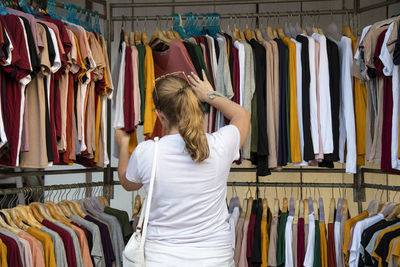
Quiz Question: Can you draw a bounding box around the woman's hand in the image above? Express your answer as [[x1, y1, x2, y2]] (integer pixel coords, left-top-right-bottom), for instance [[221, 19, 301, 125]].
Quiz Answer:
[[187, 70, 213, 102], [115, 129, 130, 148]]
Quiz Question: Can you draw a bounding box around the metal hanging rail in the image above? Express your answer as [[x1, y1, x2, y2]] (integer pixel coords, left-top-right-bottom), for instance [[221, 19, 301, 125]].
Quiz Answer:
[[226, 181, 354, 188], [110, 9, 354, 22], [0, 181, 106, 195], [110, 0, 335, 8]]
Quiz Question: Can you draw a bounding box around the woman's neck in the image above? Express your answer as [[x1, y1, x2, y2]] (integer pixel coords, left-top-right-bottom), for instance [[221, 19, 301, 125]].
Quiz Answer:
[[165, 127, 179, 135]]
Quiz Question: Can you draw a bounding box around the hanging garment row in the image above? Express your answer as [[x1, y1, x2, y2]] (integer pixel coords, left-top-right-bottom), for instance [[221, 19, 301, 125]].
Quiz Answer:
[[227, 186, 400, 267], [0, 193, 132, 267], [353, 16, 400, 174], [0, 1, 113, 169], [112, 14, 362, 176]]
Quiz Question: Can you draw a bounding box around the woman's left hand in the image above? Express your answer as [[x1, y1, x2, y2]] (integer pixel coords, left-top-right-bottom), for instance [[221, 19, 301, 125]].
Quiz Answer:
[[115, 129, 130, 148]]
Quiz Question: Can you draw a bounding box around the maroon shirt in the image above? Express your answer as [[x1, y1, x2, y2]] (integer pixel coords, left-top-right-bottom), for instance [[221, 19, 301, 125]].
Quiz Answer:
[[327, 223, 337, 267], [297, 218, 305, 267], [42, 219, 77, 267], [0, 15, 31, 166], [150, 41, 197, 139], [247, 204, 257, 267], [376, 29, 400, 174], [0, 232, 23, 267], [124, 46, 135, 133]]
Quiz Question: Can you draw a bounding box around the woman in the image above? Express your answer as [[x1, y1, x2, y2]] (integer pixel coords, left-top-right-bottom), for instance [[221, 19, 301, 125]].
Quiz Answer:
[[115, 70, 250, 266]]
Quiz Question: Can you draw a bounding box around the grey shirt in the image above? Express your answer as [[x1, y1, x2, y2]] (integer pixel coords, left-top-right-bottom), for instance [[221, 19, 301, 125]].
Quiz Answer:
[[41, 226, 68, 267], [54, 221, 84, 267], [70, 214, 106, 267], [97, 212, 125, 267], [0, 228, 26, 267]]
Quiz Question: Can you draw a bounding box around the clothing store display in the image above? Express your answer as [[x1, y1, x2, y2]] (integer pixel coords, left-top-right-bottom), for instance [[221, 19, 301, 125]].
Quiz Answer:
[[0, 4, 113, 168]]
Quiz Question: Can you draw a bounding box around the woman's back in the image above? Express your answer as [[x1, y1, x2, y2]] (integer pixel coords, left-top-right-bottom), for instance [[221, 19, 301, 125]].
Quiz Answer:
[[126, 125, 240, 246]]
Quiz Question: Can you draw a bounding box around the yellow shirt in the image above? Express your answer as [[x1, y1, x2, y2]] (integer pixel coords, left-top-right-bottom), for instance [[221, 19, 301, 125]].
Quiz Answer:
[[282, 37, 301, 163], [343, 210, 369, 265], [142, 45, 156, 138], [27, 227, 57, 267], [320, 221, 328, 267], [0, 237, 8, 267], [372, 224, 400, 267], [94, 95, 102, 163], [261, 217, 269, 267], [129, 129, 138, 154]]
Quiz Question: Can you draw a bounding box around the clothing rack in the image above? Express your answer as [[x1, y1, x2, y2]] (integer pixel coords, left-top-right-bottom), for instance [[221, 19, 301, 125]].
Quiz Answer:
[[2, 0, 399, 210]]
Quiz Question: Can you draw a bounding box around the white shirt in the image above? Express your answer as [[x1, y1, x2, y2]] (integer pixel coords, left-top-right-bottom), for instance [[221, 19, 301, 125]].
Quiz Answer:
[[285, 215, 294, 267], [127, 125, 241, 246], [306, 35, 319, 156], [349, 213, 384, 267], [312, 33, 333, 154], [336, 36, 357, 174], [112, 42, 126, 158], [229, 207, 240, 249], [304, 213, 315, 267], [48, 28, 61, 74], [292, 38, 308, 166], [334, 221, 341, 267]]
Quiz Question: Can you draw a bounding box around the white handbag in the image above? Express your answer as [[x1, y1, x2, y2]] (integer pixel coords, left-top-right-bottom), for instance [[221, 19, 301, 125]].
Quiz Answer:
[[123, 137, 160, 267]]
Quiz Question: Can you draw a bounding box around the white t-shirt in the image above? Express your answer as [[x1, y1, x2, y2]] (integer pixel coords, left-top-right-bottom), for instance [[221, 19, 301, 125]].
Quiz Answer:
[[126, 125, 241, 246]]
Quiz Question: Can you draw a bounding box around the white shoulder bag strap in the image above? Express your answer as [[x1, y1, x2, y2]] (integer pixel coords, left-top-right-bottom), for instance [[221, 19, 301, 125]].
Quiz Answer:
[[136, 136, 159, 250]]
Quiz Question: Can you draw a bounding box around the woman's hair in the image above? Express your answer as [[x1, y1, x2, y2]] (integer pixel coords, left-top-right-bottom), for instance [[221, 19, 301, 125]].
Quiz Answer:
[[153, 75, 209, 162]]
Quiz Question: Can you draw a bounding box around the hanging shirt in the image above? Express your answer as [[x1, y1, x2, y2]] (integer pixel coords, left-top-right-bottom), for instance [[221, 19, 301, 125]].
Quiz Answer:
[[349, 213, 384, 267], [268, 214, 279, 267], [285, 215, 295, 267], [304, 212, 316, 267], [241, 41, 256, 160], [292, 38, 307, 166], [282, 37, 301, 163], [336, 36, 357, 174], [305, 35, 318, 162], [296, 35, 314, 161], [277, 211, 289, 266]]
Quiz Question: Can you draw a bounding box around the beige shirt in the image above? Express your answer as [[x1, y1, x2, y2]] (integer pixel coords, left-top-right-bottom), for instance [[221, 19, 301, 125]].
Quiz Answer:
[[262, 40, 278, 168], [20, 23, 51, 168]]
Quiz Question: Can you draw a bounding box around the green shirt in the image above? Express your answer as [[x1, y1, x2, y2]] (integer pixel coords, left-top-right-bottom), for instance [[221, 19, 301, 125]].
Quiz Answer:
[[277, 212, 288, 266], [314, 220, 322, 267], [104, 206, 133, 245]]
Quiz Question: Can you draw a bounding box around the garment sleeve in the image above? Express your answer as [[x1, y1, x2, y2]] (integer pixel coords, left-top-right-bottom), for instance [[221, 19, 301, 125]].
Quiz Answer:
[[212, 124, 241, 164], [125, 142, 151, 184]]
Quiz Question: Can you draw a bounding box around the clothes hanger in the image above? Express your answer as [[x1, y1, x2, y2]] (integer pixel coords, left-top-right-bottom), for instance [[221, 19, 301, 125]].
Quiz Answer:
[[328, 186, 336, 223], [273, 186, 280, 217], [15, 205, 43, 228], [255, 16, 265, 42], [128, 32, 135, 46], [304, 197, 309, 224], [0, 210, 19, 230], [282, 187, 288, 213], [299, 198, 304, 220], [0, 212, 19, 234], [262, 186, 268, 219], [245, 186, 253, 221], [318, 189, 325, 222], [289, 197, 295, 216], [244, 15, 255, 41]]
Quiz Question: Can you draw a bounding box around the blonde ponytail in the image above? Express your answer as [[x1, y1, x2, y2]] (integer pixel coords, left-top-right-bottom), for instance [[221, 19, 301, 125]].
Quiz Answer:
[[153, 75, 209, 162]]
